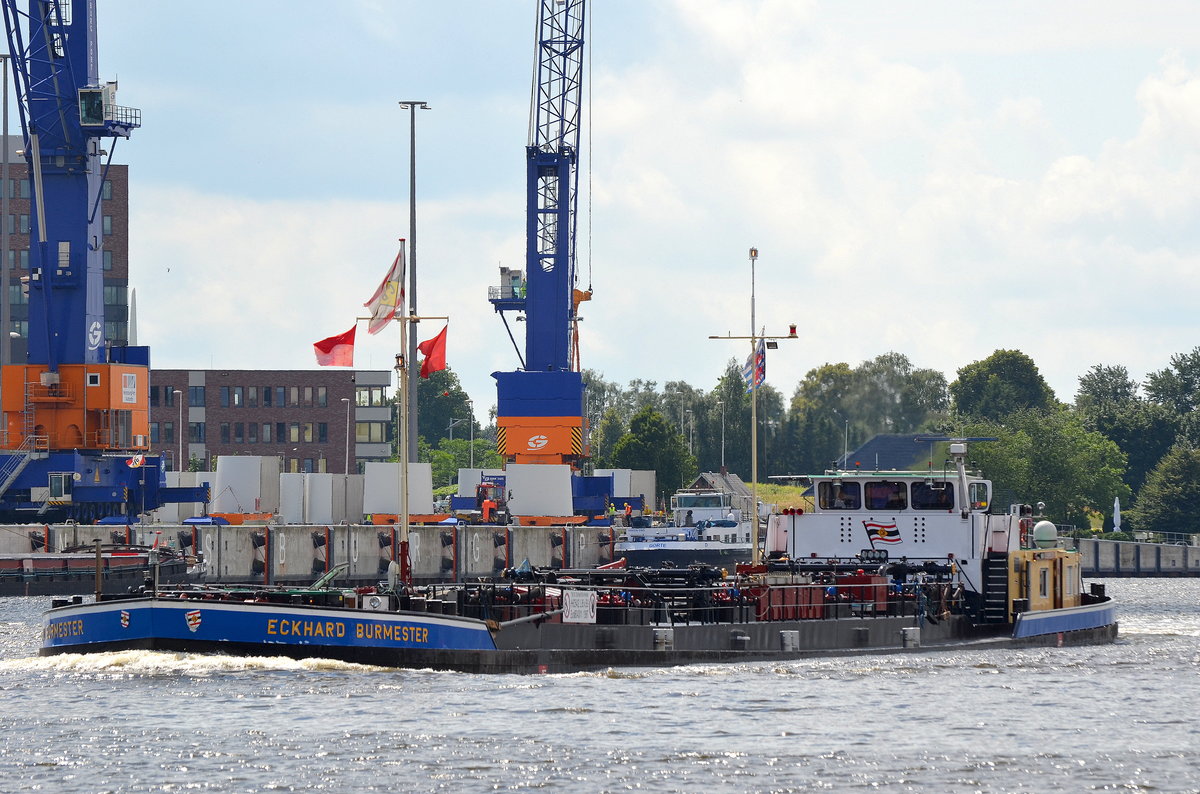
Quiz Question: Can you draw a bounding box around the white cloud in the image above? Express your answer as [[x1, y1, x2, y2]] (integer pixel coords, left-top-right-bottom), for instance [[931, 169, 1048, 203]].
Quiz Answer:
[[117, 2, 1200, 416]]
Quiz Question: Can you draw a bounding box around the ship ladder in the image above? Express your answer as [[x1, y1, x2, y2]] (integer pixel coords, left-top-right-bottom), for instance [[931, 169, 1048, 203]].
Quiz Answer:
[[980, 554, 1010, 624]]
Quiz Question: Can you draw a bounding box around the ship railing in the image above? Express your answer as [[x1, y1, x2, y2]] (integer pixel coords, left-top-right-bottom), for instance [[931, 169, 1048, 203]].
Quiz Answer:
[[427, 579, 963, 627]]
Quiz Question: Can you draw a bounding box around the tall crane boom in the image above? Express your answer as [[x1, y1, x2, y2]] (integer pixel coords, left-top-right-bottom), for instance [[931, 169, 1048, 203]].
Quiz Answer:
[[525, 0, 583, 373], [490, 0, 589, 467], [0, 0, 208, 522]]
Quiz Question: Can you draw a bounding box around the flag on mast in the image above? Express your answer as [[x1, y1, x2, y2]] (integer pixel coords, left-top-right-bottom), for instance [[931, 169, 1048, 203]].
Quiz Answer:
[[313, 326, 356, 367], [364, 243, 406, 335], [741, 338, 766, 393], [417, 325, 448, 379]]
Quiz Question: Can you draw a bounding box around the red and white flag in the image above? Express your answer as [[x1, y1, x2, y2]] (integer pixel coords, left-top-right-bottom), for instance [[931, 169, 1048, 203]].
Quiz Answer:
[[364, 243, 406, 335], [417, 325, 448, 379], [313, 326, 356, 367]]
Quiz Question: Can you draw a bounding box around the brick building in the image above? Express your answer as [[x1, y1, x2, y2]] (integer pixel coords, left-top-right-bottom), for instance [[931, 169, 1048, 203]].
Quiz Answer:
[[2, 136, 130, 362], [148, 368, 393, 474]]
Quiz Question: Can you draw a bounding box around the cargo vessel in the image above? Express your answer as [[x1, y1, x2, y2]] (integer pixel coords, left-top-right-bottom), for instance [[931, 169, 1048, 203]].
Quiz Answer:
[[38, 441, 1117, 673]]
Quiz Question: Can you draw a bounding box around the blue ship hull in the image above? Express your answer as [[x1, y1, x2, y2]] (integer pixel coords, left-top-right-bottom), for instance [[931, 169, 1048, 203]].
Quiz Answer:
[[41, 598, 497, 668]]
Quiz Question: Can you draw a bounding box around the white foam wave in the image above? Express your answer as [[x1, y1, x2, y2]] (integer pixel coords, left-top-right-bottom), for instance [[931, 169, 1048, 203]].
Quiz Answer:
[[0, 650, 392, 675]]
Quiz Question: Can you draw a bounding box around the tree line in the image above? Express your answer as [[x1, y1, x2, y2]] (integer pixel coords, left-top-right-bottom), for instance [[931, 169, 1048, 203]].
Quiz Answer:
[[411, 348, 1200, 533]]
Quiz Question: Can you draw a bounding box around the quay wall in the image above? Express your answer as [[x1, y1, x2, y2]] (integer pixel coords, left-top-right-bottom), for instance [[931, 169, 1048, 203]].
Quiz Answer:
[[0, 523, 618, 585], [1075, 538, 1200, 577]]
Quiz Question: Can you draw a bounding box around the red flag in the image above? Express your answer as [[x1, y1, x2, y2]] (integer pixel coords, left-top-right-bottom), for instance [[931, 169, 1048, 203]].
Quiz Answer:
[[417, 325, 448, 379], [364, 244, 405, 335], [314, 326, 356, 367]]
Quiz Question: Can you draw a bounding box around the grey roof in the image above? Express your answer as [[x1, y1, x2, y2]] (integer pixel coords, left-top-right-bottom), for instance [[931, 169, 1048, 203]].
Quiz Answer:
[[688, 471, 752, 499]]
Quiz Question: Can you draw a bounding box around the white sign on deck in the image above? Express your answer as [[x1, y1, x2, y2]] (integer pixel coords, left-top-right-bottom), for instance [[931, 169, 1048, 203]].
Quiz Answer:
[[562, 590, 598, 624]]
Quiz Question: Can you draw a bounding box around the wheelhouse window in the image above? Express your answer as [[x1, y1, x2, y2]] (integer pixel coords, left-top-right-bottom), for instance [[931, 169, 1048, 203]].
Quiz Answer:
[[912, 482, 954, 510], [969, 482, 990, 511], [865, 481, 907, 511], [818, 481, 860, 510]]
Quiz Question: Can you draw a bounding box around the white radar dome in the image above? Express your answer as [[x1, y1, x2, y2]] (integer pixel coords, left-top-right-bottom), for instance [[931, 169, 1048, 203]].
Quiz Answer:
[[1032, 520, 1058, 549]]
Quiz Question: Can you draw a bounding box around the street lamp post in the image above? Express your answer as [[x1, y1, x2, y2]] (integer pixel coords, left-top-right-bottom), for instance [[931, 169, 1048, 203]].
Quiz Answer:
[[708, 247, 797, 566], [717, 400, 725, 470], [466, 399, 475, 469], [174, 390, 184, 472], [686, 409, 694, 455], [398, 100, 431, 465], [341, 397, 352, 474], [831, 409, 849, 468]]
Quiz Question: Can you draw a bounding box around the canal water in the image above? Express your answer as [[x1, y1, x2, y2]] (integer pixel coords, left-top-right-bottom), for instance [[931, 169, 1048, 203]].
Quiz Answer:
[[1, 578, 1196, 793]]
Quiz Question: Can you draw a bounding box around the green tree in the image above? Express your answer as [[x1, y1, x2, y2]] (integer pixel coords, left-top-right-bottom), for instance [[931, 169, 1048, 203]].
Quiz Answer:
[[846, 352, 949, 435], [1126, 444, 1200, 534], [414, 367, 477, 449], [612, 406, 695, 498], [1075, 364, 1140, 410], [1144, 347, 1200, 414], [961, 410, 1129, 529], [1073, 364, 1178, 497], [950, 349, 1057, 421], [590, 407, 626, 469]]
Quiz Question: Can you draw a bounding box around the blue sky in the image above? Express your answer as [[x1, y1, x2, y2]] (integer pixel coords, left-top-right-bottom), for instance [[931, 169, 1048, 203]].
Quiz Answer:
[[72, 1, 1200, 421]]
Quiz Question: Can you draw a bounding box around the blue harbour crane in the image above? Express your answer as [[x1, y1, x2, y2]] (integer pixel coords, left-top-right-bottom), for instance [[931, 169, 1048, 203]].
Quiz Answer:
[[0, 0, 207, 522]]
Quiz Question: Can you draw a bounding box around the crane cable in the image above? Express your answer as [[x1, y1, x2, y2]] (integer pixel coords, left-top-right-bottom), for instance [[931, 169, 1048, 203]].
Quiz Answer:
[[574, 1, 593, 373]]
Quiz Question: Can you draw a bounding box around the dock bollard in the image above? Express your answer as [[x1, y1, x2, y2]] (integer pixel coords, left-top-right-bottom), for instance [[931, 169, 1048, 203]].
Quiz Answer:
[[900, 627, 921, 648]]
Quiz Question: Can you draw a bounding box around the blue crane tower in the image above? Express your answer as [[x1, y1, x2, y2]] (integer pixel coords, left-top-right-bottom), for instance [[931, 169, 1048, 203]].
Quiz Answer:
[[0, 0, 207, 522], [489, 0, 590, 467]]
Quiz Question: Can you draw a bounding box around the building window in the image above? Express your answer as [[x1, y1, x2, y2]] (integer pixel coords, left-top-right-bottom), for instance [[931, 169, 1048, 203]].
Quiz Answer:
[[104, 321, 122, 341], [262, 387, 272, 407], [317, 457, 327, 474], [249, 423, 258, 443], [12, 178, 30, 198], [289, 386, 299, 407], [220, 386, 230, 408], [303, 386, 313, 406], [317, 386, 327, 407], [220, 423, 230, 443], [234, 423, 244, 444], [261, 423, 272, 443], [163, 388, 176, 407], [356, 386, 387, 407], [102, 179, 113, 200], [103, 285, 127, 306], [303, 458, 314, 474], [188, 386, 205, 406], [149, 386, 160, 407], [189, 422, 205, 443], [276, 422, 286, 443], [232, 386, 244, 407], [247, 386, 258, 408], [103, 250, 113, 271], [163, 421, 175, 443], [275, 387, 285, 407], [8, 284, 27, 305], [355, 422, 387, 443], [289, 423, 300, 443], [317, 423, 327, 443], [303, 422, 313, 443], [1039, 567, 1049, 599], [18, 214, 29, 234], [149, 422, 160, 444], [8, 249, 28, 269], [102, 215, 112, 235]]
